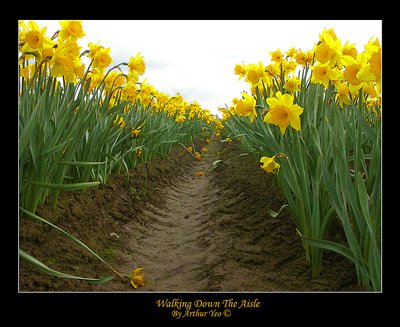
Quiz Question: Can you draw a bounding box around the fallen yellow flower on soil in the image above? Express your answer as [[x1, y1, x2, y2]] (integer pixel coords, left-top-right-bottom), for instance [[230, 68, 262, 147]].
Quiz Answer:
[[195, 171, 205, 177], [130, 267, 145, 289], [194, 152, 202, 161]]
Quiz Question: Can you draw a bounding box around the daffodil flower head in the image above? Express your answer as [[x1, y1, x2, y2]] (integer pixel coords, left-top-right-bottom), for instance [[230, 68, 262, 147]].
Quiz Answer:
[[264, 91, 304, 136], [59, 20, 85, 41], [235, 92, 257, 122], [260, 155, 280, 174], [130, 268, 145, 289]]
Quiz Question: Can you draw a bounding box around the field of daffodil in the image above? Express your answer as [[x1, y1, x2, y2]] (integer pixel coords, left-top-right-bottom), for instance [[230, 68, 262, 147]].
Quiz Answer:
[[19, 20, 221, 286], [19, 21, 381, 291], [221, 28, 381, 291]]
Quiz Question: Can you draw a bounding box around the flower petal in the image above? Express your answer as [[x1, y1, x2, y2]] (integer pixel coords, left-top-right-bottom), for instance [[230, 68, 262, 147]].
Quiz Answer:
[[290, 104, 304, 116], [263, 112, 274, 124], [281, 93, 294, 107], [266, 97, 278, 108], [289, 115, 301, 131]]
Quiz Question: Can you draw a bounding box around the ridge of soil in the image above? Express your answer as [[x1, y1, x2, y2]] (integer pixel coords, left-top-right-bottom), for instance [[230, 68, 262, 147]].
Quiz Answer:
[[19, 137, 362, 292]]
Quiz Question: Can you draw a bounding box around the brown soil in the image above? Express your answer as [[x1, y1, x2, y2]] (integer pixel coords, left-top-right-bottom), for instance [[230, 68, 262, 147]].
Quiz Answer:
[[19, 136, 362, 292]]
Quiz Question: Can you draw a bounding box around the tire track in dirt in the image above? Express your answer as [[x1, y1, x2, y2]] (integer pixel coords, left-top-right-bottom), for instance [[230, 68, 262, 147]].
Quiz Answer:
[[119, 141, 222, 291]]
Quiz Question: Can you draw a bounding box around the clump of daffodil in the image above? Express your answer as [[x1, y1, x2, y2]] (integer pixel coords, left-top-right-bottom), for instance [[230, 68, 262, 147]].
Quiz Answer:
[[356, 38, 381, 93], [264, 91, 304, 136], [20, 20, 55, 62], [315, 28, 343, 68], [235, 92, 257, 122], [130, 268, 145, 289]]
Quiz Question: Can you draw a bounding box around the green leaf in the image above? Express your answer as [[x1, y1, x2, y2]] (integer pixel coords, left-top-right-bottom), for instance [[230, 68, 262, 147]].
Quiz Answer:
[[19, 249, 114, 284], [301, 237, 355, 263], [57, 161, 107, 166], [20, 208, 119, 275], [266, 204, 289, 218], [25, 180, 100, 191]]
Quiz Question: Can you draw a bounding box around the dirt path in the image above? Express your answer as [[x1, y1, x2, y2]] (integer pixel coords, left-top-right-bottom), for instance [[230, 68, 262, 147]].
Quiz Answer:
[[118, 141, 222, 291], [20, 137, 361, 292]]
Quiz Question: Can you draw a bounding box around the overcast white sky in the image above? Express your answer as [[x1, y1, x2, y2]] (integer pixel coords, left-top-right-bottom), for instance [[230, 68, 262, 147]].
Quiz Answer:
[[34, 20, 382, 116]]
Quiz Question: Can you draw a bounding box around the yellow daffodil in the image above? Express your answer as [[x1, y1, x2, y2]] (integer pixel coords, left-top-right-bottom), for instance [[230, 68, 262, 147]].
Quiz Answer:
[[265, 62, 281, 77], [357, 39, 381, 92], [113, 115, 126, 128], [335, 81, 351, 108], [286, 47, 297, 58], [88, 41, 104, 60], [284, 75, 301, 93], [235, 92, 257, 122], [295, 50, 308, 67], [260, 155, 280, 174], [104, 71, 126, 93], [315, 29, 342, 67], [59, 20, 85, 41], [130, 268, 145, 289], [175, 115, 187, 123], [270, 49, 284, 63], [187, 146, 193, 153], [282, 60, 297, 75], [342, 41, 358, 59], [93, 47, 112, 72], [194, 152, 202, 161], [50, 45, 76, 82], [264, 91, 304, 136], [310, 64, 341, 89], [195, 171, 205, 177], [122, 81, 138, 102], [134, 148, 143, 158], [234, 63, 247, 80], [363, 82, 377, 99], [131, 128, 141, 138], [21, 21, 54, 62], [245, 62, 265, 85], [128, 52, 146, 76]]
